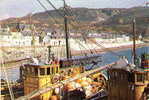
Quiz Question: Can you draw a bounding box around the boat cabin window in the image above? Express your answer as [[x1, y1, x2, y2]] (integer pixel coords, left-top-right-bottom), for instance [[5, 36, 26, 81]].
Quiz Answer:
[[35, 68, 38, 76], [47, 68, 51, 75], [56, 67, 59, 73], [128, 73, 135, 82], [40, 68, 45, 75]]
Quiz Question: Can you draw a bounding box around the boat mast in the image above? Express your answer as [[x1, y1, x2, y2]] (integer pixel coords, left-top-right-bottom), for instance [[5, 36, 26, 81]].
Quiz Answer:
[[132, 18, 136, 65], [63, 0, 70, 59]]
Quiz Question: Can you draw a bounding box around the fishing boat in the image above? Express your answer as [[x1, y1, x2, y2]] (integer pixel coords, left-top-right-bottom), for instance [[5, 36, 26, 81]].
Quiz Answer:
[[1, 1, 149, 100], [0, 1, 111, 100], [107, 19, 149, 100], [107, 52, 149, 100]]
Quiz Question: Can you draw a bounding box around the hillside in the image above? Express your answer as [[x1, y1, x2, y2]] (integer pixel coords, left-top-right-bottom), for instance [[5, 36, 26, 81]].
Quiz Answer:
[[0, 7, 148, 35], [100, 7, 149, 34], [0, 7, 125, 26], [103, 7, 149, 25]]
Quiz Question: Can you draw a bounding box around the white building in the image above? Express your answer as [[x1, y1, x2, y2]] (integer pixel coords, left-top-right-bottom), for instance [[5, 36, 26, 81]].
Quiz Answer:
[[43, 33, 65, 46], [0, 32, 39, 47]]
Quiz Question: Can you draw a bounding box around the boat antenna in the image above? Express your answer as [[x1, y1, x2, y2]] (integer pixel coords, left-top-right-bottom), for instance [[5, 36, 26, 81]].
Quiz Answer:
[[63, 0, 71, 59], [132, 18, 137, 65]]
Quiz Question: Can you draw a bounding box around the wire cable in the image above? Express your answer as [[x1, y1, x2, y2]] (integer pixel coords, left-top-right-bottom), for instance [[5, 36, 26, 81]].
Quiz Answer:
[[46, 0, 65, 17], [1, 50, 15, 100], [87, 38, 122, 57], [36, 0, 60, 24]]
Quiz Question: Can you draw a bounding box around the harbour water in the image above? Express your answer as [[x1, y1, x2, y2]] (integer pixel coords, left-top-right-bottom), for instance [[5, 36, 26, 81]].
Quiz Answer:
[[102, 46, 149, 65], [1, 46, 149, 81]]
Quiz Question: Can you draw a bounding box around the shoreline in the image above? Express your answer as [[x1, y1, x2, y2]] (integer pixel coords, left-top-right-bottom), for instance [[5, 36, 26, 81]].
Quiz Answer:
[[2, 43, 149, 69], [71, 43, 149, 56]]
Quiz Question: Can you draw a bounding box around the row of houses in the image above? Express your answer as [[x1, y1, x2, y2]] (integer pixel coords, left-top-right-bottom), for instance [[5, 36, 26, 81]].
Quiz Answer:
[[42, 32, 133, 46], [0, 26, 39, 46], [0, 24, 143, 47]]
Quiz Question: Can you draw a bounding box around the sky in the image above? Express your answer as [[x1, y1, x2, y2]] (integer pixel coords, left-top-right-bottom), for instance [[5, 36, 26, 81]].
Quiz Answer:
[[0, 0, 146, 20]]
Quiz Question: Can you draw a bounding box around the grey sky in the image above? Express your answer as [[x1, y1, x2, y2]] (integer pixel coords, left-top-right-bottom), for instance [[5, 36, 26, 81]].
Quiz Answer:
[[0, 0, 146, 20]]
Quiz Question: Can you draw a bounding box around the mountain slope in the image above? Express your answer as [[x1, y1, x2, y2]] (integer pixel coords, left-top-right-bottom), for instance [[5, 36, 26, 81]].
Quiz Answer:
[[97, 7, 149, 34], [0, 7, 148, 34], [103, 7, 149, 25], [0, 8, 125, 25]]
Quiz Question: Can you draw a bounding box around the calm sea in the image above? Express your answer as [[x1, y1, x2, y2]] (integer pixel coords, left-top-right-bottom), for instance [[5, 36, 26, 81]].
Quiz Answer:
[[1, 46, 149, 81]]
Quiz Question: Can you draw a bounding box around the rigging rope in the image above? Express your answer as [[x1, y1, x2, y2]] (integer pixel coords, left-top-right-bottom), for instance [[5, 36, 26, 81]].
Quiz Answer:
[[85, 40, 98, 54], [45, 0, 85, 32], [74, 39, 95, 54], [58, 1, 123, 57], [59, 2, 122, 58], [0, 49, 15, 100], [46, 0, 65, 17], [51, 0, 121, 59], [36, 0, 60, 24], [87, 38, 122, 57]]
